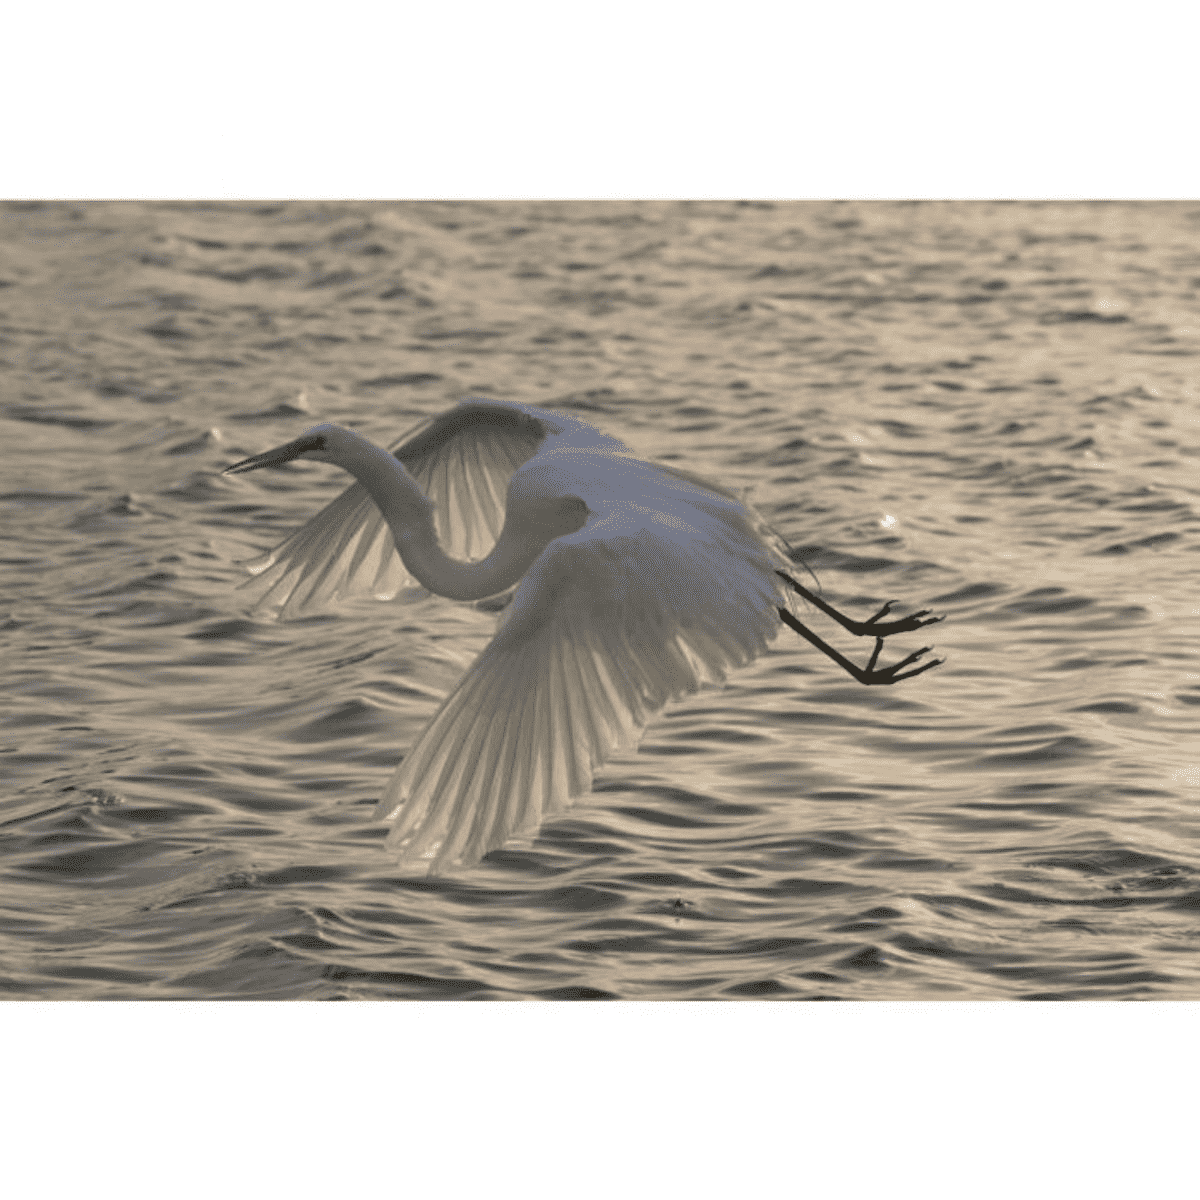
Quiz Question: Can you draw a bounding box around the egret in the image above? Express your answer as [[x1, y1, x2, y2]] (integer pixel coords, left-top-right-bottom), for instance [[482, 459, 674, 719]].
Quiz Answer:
[[223, 398, 943, 874]]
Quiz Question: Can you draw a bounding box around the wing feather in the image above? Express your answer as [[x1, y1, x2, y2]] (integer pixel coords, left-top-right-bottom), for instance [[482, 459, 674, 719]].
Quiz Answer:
[[484, 669, 538, 851], [431, 663, 511, 861], [281, 503, 375, 611]]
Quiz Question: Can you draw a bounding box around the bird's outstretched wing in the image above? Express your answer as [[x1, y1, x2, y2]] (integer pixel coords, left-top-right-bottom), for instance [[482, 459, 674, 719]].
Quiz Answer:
[[373, 468, 789, 873], [233, 399, 626, 618]]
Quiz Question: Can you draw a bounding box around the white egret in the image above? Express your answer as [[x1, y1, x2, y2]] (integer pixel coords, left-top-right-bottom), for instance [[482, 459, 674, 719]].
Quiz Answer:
[[224, 398, 942, 874]]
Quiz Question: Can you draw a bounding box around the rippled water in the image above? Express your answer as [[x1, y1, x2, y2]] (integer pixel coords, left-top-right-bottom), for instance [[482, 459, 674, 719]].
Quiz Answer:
[[2, 199, 1198, 1001]]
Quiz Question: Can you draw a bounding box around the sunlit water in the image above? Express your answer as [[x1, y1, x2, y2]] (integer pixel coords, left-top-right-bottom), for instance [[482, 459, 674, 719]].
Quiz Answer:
[[2, 199, 1198, 1001]]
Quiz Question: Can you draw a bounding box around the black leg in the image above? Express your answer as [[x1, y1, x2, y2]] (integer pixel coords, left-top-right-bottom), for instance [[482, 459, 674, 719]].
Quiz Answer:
[[776, 572, 945, 685], [776, 571, 945, 638]]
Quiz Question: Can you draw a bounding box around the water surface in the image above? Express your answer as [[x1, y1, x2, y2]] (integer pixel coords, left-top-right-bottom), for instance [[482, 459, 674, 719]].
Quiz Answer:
[[2, 199, 1198, 1000]]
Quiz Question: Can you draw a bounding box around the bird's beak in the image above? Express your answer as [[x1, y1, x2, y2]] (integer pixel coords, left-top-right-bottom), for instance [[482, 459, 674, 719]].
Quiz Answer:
[[223, 433, 326, 475]]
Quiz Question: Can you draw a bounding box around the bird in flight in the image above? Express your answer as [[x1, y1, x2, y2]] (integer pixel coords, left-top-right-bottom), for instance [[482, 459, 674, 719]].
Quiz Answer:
[[224, 398, 943, 873]]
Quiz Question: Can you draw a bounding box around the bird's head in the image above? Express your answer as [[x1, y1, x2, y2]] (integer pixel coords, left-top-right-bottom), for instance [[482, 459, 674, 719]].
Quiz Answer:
[[223, 423, 346, 474]]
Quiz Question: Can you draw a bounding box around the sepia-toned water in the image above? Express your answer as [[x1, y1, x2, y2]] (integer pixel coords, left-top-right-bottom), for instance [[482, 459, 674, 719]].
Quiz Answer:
[[2, 198, 1198, 1001]]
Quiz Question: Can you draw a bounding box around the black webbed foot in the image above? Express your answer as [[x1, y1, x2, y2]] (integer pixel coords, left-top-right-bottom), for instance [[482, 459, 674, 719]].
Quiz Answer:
[[775, 572, 946, 685]]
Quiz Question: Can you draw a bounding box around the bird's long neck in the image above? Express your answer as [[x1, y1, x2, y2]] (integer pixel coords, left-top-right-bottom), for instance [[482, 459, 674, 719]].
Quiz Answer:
[[340, 435, 545, 602]]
